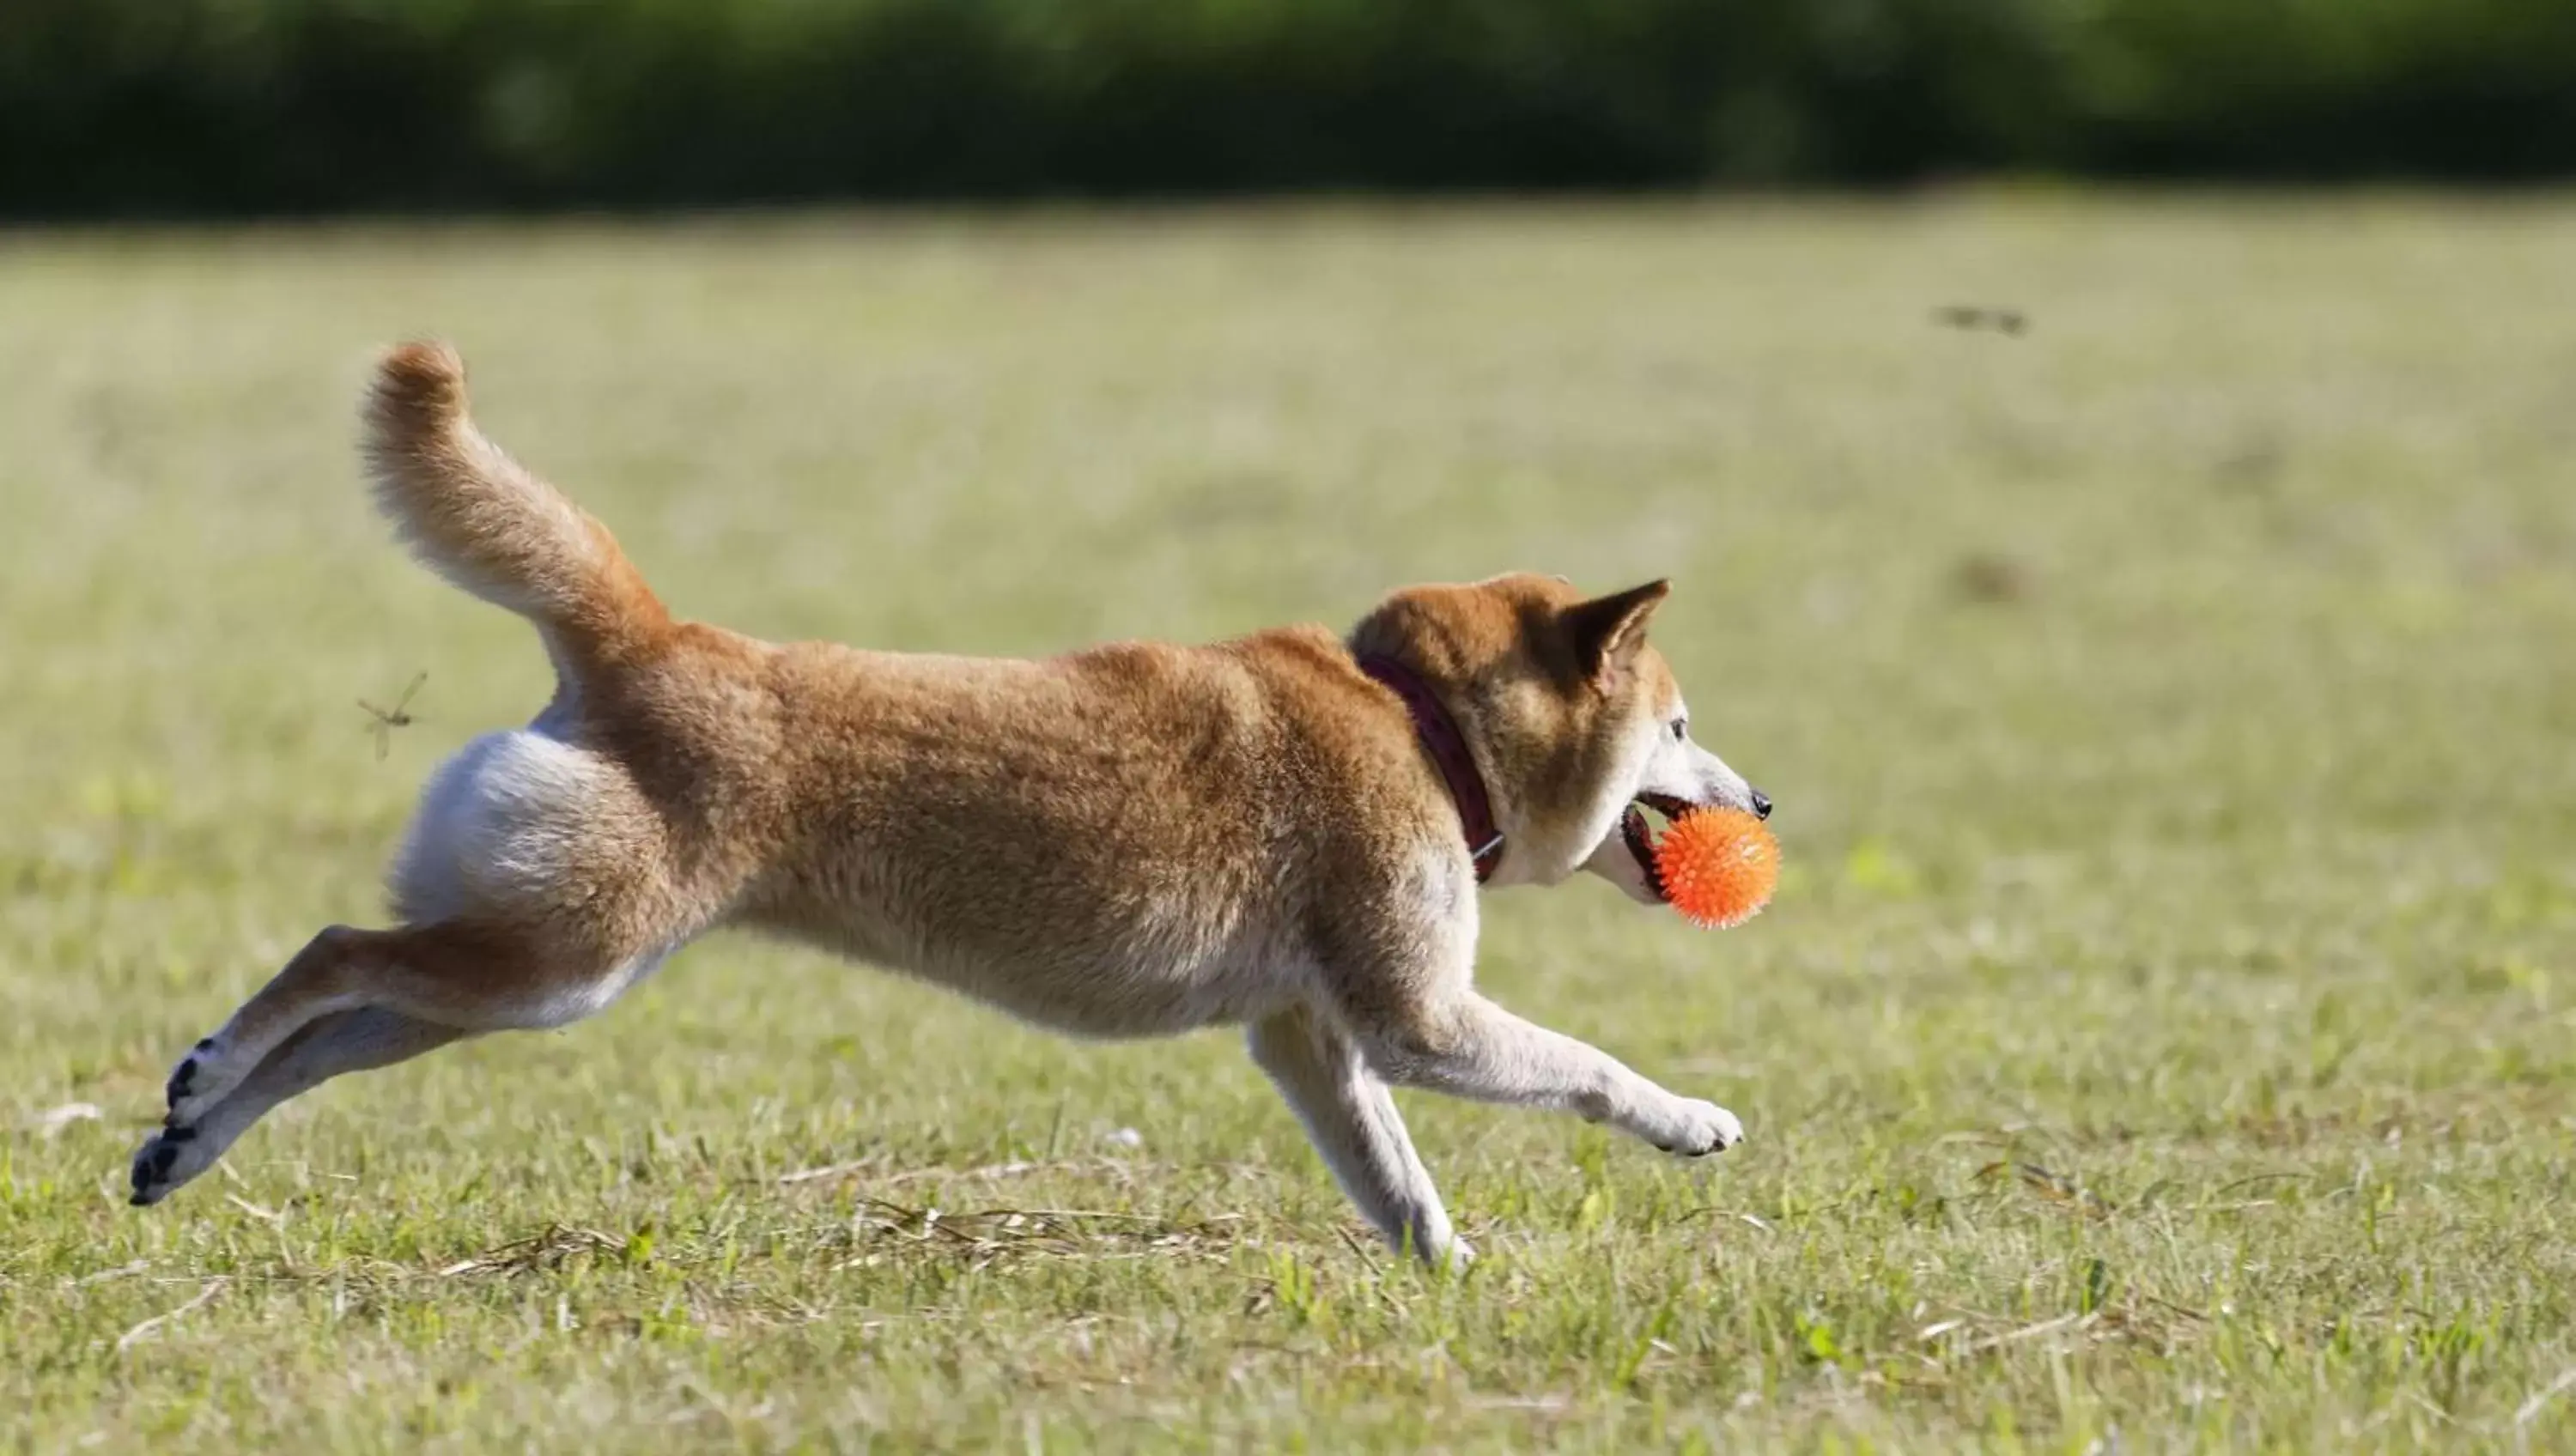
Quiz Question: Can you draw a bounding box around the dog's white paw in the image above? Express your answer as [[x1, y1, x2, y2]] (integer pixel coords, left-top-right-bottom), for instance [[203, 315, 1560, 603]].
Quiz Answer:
[[1656, 1098, 1743, 1158], [129, 1123, 216, 1206], [162, 1036, 240, 1127]]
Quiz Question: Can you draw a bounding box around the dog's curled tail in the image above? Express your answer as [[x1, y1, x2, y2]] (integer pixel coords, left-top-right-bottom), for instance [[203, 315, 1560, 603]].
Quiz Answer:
[[364, 342, 670, 671]]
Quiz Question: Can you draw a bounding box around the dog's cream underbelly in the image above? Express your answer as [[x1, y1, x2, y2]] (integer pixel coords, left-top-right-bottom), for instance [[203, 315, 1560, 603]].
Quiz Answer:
[[738, 888, 1307, 1040]]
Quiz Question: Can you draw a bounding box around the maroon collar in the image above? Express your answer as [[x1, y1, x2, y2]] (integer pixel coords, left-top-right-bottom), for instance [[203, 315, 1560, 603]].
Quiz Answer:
[[1356, 653, 1504, 884]]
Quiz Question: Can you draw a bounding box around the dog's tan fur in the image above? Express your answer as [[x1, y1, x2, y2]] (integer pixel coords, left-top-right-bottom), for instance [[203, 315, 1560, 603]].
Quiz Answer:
[[131, 343, 1769, 1264]]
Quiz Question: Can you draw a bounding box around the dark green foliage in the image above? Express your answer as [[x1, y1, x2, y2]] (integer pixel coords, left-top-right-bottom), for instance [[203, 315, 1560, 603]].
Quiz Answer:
[[3, 0, 2572, 215]]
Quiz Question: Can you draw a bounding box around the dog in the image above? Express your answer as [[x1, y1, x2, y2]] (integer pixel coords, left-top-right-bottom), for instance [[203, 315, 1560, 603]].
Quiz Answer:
[[129, 343, 1771, 1265]]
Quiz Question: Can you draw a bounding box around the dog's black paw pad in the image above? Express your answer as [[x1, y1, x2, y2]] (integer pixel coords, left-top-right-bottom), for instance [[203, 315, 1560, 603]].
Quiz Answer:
[[131, 1141, 179, 1200], [163, 1125, 197, 1144]]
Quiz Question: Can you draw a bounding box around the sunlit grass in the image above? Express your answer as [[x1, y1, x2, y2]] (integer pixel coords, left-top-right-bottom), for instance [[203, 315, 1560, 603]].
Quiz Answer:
[[3, 197, 2573, 1449]]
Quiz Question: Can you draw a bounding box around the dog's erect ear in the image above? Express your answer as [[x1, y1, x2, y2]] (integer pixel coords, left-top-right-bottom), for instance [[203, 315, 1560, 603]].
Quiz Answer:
[[1563, 579, 1669, 689]]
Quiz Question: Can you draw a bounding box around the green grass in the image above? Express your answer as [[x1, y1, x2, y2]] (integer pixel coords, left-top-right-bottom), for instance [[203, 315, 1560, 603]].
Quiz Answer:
[[4, 197, 2575, 1451]]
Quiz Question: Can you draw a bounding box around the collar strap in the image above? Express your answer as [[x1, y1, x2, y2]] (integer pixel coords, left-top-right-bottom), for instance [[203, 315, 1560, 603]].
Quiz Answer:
[[1356, 652, 1504, 883]]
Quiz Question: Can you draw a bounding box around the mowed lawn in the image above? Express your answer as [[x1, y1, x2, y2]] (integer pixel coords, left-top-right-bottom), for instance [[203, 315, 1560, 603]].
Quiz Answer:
[[3, 199, 2573, 1450]]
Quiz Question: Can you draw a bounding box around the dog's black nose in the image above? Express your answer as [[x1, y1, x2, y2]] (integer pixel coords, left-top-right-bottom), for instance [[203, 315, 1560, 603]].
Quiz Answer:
[[1750, 789, 1773, 820]]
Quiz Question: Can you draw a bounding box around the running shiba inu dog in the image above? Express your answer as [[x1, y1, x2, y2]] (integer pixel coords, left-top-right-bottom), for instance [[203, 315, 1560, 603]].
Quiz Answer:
[[130, 343, 1771, 1265]]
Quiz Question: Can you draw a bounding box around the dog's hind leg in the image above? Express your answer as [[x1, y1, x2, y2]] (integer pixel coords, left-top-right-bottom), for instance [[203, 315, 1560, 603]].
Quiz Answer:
[[160, 920, 574, 1125], [131, 1007, 469, 1205], [158, 925, 380, 1124], [149, 919, 667, 1173], [1249, 1003, 1466, 1268]]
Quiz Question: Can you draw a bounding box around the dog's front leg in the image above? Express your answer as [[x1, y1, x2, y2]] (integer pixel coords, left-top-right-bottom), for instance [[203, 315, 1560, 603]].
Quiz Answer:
[[1346, 989, 1742, 1159], [1249, 1004, 1467, 1267]]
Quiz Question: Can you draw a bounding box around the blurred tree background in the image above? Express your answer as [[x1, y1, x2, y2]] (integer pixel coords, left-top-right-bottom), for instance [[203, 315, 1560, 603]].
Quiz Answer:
[[2, 0, 2572, 215]]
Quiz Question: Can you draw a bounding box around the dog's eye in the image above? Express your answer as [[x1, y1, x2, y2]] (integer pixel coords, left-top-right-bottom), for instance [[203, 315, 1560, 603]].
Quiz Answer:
[[1670, 717, 1688, 742]]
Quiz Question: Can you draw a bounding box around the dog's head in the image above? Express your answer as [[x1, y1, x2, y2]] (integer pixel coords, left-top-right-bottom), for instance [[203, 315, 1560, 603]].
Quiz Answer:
[[1350, 573, 1768, 903]]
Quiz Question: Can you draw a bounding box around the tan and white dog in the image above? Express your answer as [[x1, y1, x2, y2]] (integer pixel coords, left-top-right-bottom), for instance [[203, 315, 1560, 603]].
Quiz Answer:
[[130, 343, 1771, 1265]]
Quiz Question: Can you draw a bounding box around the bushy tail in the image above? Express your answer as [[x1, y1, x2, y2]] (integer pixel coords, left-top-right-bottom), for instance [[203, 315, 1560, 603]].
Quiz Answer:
[[363, 342, 669, 672]]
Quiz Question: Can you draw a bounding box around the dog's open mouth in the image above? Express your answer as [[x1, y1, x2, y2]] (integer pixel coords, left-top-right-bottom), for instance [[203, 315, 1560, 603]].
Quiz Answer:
[[1619, 792, 1698, 902]]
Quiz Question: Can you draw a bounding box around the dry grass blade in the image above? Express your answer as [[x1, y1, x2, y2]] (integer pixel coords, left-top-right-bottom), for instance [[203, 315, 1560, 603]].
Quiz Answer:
[[879, 1156, 1150, 1189], [69, 1259, 151, 1290], [775, 1155, 1154, 1190], [2519, 1368, 2576, 1427], [435, 1224, 629, 1279], [1976, 1160, 2116, 1218], [1965, 1313, 2095, 1354], [28, 1101, 100, 1137], [775, 1156, 884, 1186], [835, 1198, 1247, 1267], [114, 1280, 227, 1354]]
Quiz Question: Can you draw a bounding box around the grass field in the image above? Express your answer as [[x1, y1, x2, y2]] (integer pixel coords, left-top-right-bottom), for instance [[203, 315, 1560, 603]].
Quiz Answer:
[[3, 197, 2574, 1450]]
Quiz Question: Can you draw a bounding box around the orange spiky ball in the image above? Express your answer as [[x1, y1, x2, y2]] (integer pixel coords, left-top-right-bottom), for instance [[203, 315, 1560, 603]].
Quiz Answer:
[[1654, 807, 1780, 930]]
